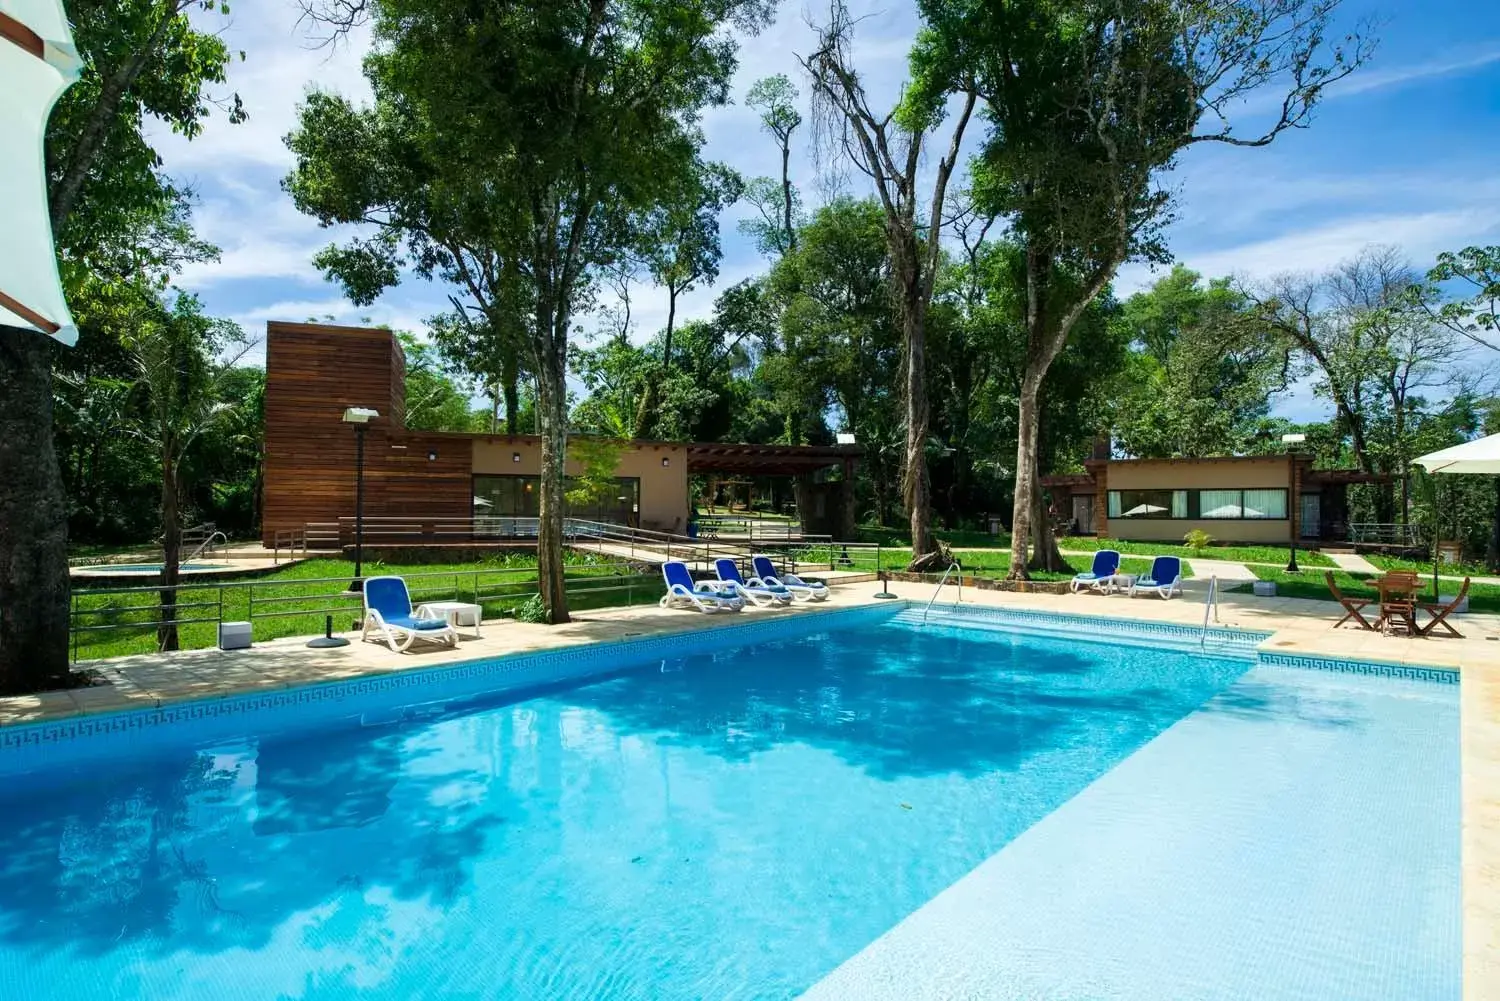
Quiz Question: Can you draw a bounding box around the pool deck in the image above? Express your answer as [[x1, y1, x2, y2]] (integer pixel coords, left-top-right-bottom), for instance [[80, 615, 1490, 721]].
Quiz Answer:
[[4, 581, 1499, 997]]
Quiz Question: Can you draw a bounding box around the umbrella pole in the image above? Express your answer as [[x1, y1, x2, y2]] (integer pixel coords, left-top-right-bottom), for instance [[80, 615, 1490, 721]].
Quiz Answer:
[[1432, 477, 1441, 599]]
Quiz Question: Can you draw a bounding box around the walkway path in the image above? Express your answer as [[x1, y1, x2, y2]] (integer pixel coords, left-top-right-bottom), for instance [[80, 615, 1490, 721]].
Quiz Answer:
[[1326, 551, 1382, 575]]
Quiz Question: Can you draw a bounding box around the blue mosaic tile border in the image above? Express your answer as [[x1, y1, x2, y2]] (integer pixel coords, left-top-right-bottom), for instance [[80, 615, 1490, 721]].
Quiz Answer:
[[1256, 652, 1459, 685], [892, 604, 1270, 655], [0, 602, 904, 773]]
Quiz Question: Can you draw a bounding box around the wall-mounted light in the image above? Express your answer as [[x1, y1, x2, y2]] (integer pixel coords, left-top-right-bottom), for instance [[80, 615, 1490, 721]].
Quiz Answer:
[[661, 457, 671, 467], [342, 407, 379, 425], [512, 452, 521, 463], [427, 450, 438, 461]]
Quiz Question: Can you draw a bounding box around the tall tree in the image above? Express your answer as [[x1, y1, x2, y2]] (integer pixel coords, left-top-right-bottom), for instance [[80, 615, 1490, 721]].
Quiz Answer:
[[911, 0, 1370, 576], [289, 0, 773, 623], [1424, 245, 1500, 354], [741, 74, 804, 257], [801, 2, 977, 563], [124, 294, 247, 651], [634, 163, 742, 438], [1, 0, 239, 691]]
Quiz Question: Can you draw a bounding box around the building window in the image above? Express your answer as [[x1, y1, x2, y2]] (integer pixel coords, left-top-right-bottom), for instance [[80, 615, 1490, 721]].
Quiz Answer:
[[1108, 487, 1288, 520], [1108, 489, 1186, 519], [472, 474, 640, 530]]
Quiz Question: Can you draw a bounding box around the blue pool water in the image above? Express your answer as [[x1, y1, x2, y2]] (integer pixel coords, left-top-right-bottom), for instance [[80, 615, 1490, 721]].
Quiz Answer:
[[87, 562, 230, 573], [0, 610, 1458, 1000]]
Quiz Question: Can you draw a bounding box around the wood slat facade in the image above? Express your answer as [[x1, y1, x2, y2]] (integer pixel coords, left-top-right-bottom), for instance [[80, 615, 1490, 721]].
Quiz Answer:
[[261, 322, 470, 544]]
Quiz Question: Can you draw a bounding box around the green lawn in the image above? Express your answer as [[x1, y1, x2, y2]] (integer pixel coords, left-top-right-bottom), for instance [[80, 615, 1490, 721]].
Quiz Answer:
[[1365, 552, 1496, 578], [1057, 536, 1335, 568], [69, 551, 665, 661], [786, 543, 1191, 582], [1232, 565, 1500, 614]]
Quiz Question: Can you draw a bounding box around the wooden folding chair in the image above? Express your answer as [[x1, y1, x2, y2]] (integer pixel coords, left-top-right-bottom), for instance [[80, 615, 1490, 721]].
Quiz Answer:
[[1418, 577, 1470, 638], [1375, 572, 1421, 636], [1324, 571, 1375, 630]]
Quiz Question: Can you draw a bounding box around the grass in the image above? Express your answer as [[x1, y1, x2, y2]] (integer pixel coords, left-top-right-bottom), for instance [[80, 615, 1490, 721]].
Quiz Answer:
[[786, 543, 1191, 581], [1058, 536, 1335, 568], [1232, 565, 1500, 614], [1365, 552, 1496, 578], [69, 551, 665, 662]]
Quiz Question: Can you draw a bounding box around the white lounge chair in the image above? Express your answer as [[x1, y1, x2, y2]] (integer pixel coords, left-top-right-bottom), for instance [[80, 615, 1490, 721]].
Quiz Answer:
[[1129, 556, 1183, 599], [714, 558, 793, 606], [660, 560, 743, 613], [361, 576, 460, 652], [751, 554, 828, 601], [1070, 550, 1121, 593]]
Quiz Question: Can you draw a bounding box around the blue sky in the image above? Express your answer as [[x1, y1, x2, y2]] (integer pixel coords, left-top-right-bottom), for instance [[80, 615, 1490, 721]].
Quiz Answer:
[[148, 0, 1500, 422]]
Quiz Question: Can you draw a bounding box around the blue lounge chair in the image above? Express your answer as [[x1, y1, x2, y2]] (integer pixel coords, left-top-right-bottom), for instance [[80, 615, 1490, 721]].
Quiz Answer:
[[715, 558, 793, 606], [660, 560, 743, 613], [1070, 550, 1121, 593], [361, 576, 459, 652], [1130, 556, 1183, 599], [751, 554, 828, 601]]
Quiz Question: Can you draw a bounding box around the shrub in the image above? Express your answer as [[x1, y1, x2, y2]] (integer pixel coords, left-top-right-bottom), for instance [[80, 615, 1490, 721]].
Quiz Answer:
[[513, 593, 548, 623], [1183, 529, 1214, 553]]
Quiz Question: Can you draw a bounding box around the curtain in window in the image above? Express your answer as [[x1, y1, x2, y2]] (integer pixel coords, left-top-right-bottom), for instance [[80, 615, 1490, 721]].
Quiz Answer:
[[1171, 490, 1189, 518], [1199, 489, 1243, 519], [1108, 491, 1122, 518], [1242, 489, 1287, 519]]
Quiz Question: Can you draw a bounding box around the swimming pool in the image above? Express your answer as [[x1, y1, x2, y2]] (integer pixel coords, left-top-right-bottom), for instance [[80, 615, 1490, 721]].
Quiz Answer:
[[0, 604, 1458, 999]]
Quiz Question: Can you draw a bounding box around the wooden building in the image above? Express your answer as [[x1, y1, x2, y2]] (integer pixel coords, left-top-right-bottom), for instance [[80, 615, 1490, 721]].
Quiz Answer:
[[260, 322, 859, 545]]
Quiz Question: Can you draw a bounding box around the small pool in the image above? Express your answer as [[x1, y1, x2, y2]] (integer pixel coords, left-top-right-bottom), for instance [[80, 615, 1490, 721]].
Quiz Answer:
[[84, 562, 231, 573], [0, 605, 1458, 999]]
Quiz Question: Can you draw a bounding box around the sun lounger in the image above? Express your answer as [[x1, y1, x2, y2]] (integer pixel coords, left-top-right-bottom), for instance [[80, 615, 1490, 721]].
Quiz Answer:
[[361, 575, 460, 652], [660, 560, 743, 613], [1129, 556, 1182, 599], [714, 557, 793, 606], [751, 554, 828, 601], [1070, 550, 1121, 593]]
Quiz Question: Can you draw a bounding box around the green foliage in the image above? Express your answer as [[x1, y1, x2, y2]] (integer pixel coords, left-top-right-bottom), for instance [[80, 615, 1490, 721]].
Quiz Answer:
[[1427, 245, 1500, 353], [565, 437, 629, 509], [1183, 529, 1214, 553], [396, 332, 485, 432], [513, 593, 549, 624]]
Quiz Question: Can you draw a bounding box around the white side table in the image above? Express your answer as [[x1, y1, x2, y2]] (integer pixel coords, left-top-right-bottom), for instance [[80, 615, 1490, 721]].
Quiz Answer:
[[1105, 573, 1137, 595], [416, 601, 483, 638]]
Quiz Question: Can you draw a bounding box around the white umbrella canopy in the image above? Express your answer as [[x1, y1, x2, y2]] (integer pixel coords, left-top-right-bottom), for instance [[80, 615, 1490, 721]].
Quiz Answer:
[[0, 0, 81, 346], [1413, 433, 1500, 476]]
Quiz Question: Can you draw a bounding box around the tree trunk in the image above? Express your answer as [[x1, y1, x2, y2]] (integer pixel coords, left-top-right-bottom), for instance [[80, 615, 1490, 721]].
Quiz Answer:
[[503, 364, 520, 436], [158, 451, 181, 652], [633, 286, 678, 439], [1009, 369, 1044, 578], [533, 299, 570, 625], [902, 293, 935, 559], [780, 141, 796, 253], [1027, 455, 1066, 572], [0, 326, 72, 692]]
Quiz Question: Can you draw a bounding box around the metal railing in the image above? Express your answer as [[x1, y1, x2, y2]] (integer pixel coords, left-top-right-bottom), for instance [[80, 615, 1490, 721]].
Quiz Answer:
[[68, 557, 664, 662], [921, 562, 963, 625], [272, 527, 308, 563], [1199, 574, 1219, 648], [186, 530, 228, 562], [1347, 523, 1424, 547]]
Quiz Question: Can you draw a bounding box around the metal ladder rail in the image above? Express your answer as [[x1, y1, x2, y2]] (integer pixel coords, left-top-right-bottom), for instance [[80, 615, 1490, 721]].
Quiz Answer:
[[921, 562, 963, 625], [1199, 574, 1219, 648], [186, 530, 228, 563]]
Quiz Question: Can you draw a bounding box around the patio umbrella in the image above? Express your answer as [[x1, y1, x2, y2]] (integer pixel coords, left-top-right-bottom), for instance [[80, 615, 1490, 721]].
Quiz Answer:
[[1123, 503, 1167, 517], [1411, 432, 1500, 594], [0, 0, 82, 345]]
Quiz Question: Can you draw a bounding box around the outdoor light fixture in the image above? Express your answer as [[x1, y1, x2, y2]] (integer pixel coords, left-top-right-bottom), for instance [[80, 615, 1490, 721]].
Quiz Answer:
[[836, 432, 857, 445], [512, 452, 521, 462], [1281, 433, 1306, 444], [661, 457, 670, 467], [342, 407, 379, 593], [427, 449, 438, 461]]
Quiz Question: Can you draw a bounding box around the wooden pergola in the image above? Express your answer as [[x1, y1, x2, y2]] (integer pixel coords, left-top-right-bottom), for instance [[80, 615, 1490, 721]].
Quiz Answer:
[[684, 442, 861, 476]]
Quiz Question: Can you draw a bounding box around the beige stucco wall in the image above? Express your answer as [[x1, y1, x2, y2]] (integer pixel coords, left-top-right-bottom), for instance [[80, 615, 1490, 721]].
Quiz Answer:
[[1106, 457, 1291, 491], [1104, 457, 1293, 544], [470, 438, 689, 531]]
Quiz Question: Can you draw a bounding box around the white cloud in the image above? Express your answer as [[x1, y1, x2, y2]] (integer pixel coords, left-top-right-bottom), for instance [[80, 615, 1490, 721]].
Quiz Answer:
[[1330, 45, 1500, 99]]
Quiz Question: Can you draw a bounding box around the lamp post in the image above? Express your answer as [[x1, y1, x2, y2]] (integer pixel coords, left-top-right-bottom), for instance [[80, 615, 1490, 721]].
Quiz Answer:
[[1282, 433, 1306, 573], [343, 407, 379, 592]]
